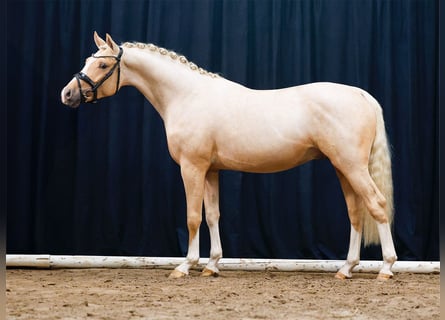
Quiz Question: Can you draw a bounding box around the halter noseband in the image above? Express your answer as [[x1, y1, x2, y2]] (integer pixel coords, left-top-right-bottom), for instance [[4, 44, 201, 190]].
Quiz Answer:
[[74, 46, 123, 103]]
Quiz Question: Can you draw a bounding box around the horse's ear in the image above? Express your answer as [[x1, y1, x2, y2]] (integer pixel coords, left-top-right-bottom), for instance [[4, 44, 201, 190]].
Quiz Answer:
[[105, 33, 119, 53], [94, 31, 106, 49]]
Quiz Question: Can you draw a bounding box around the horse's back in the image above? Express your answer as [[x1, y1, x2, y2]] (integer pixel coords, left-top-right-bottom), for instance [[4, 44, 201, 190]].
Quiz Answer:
[[214, 81, 378, 146], [216, 81, 376, 122]]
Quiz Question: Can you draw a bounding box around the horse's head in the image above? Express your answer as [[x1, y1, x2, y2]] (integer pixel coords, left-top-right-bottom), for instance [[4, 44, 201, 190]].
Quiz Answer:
[[61, 32, 123, 108]]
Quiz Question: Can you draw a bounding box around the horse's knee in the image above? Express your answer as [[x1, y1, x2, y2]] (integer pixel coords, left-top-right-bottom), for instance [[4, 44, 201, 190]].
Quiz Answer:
[[187, 214, 202, 240], [205, 210, 220, 227], [187, 214, 202, 229]]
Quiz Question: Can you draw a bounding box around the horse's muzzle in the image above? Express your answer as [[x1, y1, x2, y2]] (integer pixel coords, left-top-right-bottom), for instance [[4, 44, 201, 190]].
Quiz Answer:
[[61, 84, 81, 108]]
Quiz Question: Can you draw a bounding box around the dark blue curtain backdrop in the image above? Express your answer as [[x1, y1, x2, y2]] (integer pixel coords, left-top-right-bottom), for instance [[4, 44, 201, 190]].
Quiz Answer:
[[7, 0, 438, 261]]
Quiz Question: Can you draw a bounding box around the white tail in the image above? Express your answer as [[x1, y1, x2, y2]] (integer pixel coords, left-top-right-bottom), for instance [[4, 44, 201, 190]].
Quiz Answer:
[[362, 95, 394, 246]]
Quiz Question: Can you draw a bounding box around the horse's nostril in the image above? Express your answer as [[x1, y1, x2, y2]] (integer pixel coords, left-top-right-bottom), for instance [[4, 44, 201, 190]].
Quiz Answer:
[[65, 88, 72, 99]]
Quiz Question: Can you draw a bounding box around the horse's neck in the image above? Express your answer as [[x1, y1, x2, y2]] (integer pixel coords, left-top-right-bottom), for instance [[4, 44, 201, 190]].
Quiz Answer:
[[120, 48, 204, 120]]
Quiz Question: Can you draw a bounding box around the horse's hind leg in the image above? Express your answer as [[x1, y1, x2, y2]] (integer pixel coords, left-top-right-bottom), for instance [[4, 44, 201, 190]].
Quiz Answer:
[[339, 167, 397, 280], [335, 170, 364, 279], [375, 222, 397, 280], [202, 170, 222, 277]]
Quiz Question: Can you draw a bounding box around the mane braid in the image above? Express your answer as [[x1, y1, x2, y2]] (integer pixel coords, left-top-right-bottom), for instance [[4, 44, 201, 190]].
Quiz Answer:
[[122, 41, 219, 78]]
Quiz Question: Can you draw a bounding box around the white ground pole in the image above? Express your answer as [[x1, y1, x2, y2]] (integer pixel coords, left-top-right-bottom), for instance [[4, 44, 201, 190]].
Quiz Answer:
[[5, 255, 439, 273]]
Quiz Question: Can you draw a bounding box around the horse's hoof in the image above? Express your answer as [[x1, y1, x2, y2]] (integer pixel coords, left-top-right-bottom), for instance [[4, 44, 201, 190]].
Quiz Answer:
[[169, 269, 187, 279], [201, 268, 219, 277], [376, 273, 392, 281], [334, 272, 348, 280]]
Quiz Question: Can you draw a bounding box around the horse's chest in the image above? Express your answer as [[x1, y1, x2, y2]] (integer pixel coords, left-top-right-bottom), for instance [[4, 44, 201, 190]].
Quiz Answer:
[[165, 126, 214, 165]]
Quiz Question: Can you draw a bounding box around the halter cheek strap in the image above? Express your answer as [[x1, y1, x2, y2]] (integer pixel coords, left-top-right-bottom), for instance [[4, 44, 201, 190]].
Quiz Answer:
[[74, 46, 123, 104]]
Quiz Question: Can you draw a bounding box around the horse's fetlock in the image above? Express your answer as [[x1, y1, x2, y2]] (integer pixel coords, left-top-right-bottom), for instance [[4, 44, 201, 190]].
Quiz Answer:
[[348, 258, 360, 267], [384, 254, 397, 264], [187, 255, 199, 266], [210, 250, 222, 261]]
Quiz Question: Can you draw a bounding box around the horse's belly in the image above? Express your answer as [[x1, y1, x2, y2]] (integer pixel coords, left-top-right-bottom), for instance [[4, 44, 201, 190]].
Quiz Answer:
[[209, 102, 323, 172], [212, 142, 323, 173]]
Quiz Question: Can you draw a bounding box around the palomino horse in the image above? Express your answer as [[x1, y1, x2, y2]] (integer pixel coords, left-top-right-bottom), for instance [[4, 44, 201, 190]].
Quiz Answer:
[[61, 32, 397, 280]]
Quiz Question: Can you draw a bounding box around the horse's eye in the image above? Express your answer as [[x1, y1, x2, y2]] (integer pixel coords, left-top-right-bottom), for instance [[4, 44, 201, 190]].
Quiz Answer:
[[99, 62, 108, 69]]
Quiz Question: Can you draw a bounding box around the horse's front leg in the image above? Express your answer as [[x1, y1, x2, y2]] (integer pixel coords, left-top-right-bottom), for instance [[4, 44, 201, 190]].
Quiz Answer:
[[169, 161, 207, 278], [201, 170, 222, 277]]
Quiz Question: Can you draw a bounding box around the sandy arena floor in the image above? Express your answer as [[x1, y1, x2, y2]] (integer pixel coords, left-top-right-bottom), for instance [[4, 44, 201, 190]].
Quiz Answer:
[[6, 268, 440, 319]]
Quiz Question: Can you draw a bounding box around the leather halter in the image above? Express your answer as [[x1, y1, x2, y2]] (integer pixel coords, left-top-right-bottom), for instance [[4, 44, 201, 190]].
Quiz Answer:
[[74, 46, 123, 103]]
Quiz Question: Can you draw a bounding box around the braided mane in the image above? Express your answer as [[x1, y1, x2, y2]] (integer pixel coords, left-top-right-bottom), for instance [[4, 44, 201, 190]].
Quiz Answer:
[[122, 42, 219, 78]]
